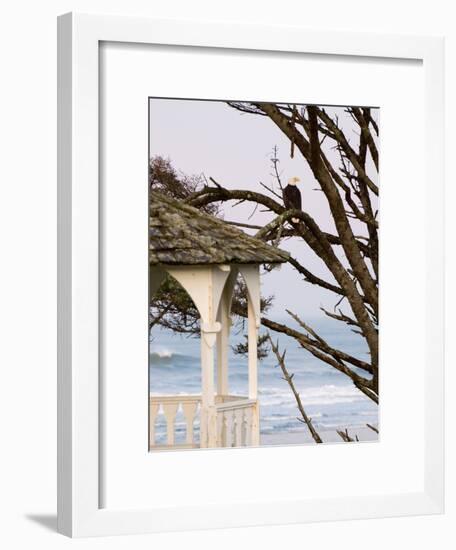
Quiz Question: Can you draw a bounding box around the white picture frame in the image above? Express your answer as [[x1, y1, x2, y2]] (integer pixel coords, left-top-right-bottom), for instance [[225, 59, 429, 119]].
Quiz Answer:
[[57, 12, 444, 537]]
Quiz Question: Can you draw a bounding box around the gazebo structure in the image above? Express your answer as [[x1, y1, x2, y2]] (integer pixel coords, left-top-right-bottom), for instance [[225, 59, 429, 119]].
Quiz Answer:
[[149, 192, 289, 450]]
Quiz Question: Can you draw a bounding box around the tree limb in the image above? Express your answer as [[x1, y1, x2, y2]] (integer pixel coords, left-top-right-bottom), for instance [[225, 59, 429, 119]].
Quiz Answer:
[[268, 335, 323, 444]]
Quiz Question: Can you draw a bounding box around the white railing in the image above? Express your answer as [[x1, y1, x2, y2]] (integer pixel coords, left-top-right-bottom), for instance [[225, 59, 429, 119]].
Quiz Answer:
[[150, 394, 258, 450], [216, 397, 257, 448], [149, 395, 201, 448]]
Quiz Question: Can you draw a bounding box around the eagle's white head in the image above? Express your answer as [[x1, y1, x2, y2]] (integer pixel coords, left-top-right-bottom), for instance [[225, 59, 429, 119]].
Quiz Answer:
[[288, 176, 300, 186]]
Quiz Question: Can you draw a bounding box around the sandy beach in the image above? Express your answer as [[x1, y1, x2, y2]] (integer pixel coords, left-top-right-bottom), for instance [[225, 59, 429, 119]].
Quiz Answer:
[[261, 425, 378, 446]]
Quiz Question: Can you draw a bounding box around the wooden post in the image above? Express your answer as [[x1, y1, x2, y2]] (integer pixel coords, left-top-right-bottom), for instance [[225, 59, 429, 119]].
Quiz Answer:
[[164, 266, 228, 448], [200, 332, 217, 448], [216, 294, 230, 397], [247, 296, 260, 446], [216, 268, 236, 398], [239, 265, 261, 447], [247, 297, 258, 400]]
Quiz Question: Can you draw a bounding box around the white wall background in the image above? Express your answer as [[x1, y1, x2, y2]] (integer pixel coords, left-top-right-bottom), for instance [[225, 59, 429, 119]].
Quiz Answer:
[[0, 1, 453, 548]]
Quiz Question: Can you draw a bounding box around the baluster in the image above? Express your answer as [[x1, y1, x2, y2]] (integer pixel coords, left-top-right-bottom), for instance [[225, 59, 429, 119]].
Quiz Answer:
[[241, 409, 247, 446], [216, 409, 224, 447], [244, 406, 253, 446], [200, 407, 208, 448], [182, 400, 198, 446], [149, 401, 159, 447], [234, 409, 243, 447], [225, 410, 235, 447], [251, 402, 260, 446], [163, 401, 179, 446]]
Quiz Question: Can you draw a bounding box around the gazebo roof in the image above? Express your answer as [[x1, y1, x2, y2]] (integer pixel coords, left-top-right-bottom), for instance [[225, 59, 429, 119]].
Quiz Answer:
[[149, 191, 290, 266]]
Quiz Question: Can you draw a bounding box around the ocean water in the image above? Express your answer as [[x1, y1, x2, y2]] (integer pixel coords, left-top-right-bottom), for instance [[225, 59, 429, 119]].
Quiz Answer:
[[150, 316, 378, 443]]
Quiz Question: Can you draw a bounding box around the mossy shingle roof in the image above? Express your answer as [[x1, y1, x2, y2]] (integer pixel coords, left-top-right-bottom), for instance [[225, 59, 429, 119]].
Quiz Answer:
[[149, 192, 289, 266]]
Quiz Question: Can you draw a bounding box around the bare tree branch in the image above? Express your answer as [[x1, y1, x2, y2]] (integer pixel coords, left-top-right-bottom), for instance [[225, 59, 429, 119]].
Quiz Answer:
[[366, 423, 379, 434], [316, 107, 379, 195], [337, 429, 359, 443], [268, 335, 323, 444]]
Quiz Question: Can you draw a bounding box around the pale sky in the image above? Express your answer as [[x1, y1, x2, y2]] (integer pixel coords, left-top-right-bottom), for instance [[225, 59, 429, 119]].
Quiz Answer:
[[149, 98, 378, 320]]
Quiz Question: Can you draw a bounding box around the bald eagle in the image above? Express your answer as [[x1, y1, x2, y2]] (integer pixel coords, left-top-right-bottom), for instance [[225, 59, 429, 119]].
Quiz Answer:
[[283, 176, 302, 223]]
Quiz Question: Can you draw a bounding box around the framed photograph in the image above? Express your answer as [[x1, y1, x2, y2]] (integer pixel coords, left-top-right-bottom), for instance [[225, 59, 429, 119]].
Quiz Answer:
[[57, 13, 444, 537]]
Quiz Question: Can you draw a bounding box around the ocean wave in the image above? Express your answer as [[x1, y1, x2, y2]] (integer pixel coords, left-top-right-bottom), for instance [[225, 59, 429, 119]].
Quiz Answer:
[[261, 411, 323, 424], [151, 348, 175, 358], [149, 348, 199, 364], [259, 384, 367, 407]]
